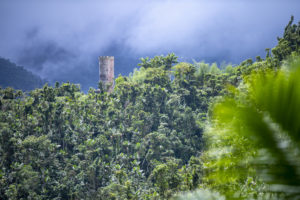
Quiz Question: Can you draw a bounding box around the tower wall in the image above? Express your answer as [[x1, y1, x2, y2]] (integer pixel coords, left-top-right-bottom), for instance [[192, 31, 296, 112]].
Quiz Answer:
[[99, 56, 114, 92]]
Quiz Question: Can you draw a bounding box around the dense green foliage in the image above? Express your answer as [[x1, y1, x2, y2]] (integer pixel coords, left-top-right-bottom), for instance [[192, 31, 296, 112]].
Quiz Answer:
[[0, 58, 45, 91], [0, 53, 238, 199], [272, 16, 300, 62], [1, 17, 300, 200], [176, 16, 300, 200], [198, 58, 300, 200]]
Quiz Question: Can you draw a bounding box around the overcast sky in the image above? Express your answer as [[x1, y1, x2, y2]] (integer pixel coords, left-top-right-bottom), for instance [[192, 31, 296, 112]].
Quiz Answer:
[[0, 0, 300, 90]]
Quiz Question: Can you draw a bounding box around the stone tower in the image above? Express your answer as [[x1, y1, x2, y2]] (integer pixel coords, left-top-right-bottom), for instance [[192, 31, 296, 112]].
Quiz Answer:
[[99, 56, 114, 92]]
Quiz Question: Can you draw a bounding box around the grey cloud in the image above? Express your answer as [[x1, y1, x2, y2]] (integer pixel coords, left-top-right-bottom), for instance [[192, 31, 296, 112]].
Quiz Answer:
[[125, 0, 300, 60], [0, 0, 299, 91]]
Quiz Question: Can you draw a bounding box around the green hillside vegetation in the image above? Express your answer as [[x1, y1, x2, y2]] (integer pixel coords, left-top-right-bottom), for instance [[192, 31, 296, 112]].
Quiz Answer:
[[0, 57, 45, 91], [0, 17, 300, 200]]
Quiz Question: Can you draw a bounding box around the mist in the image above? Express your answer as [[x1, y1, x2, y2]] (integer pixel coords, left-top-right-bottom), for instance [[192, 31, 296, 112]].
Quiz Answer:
[[0, 0, 299, 91]]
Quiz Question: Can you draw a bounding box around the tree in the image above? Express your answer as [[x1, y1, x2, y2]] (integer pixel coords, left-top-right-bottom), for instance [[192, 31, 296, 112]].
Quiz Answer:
[[272, 16, 300, 61], [201, 58, 300, 199]]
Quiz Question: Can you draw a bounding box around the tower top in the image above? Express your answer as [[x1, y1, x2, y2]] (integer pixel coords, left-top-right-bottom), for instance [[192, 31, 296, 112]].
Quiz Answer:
[[99, 56, 114, 59]]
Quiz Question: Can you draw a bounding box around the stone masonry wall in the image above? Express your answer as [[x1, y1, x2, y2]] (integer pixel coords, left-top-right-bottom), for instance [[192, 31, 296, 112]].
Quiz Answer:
[[99, 56, 114, 92]]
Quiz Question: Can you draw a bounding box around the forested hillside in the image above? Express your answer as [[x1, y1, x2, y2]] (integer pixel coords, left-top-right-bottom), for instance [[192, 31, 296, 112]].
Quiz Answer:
[[0, 17, 300, 200], [0, 58, 45, 91]]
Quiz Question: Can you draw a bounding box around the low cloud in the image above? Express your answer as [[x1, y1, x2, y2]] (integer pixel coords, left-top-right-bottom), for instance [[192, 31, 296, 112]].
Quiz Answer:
[[0, 0, 299, 90]]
